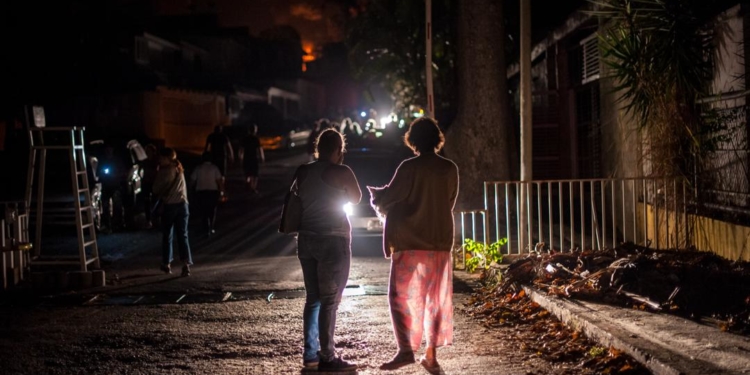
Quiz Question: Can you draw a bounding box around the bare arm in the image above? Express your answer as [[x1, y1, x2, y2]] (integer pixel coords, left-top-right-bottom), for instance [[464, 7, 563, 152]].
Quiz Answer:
[[257, 146, 265, 163], [226, 139, 235, 162], [215, 168, 224, 192], [341, 165, 362, 204]]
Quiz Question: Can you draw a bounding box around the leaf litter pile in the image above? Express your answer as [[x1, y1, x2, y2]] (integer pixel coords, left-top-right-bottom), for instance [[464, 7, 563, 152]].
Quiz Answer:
[[463, 242, 750, 375]]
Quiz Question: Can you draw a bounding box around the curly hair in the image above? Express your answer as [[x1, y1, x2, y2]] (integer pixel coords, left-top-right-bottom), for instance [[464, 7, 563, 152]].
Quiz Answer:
[[404, 117, 444, 154]]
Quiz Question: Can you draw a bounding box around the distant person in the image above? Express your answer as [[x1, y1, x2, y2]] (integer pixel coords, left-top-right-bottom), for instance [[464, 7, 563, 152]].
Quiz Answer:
[[190, 152, 223, 236], [98, 145, 128, 233], [292, 128, 361, 372], [370, 117, 459, 374], [153, 147, 193, 277], [306, 120, 322, 161], [239, 125, 264, 194], [339, 118, 358, 148], [141, 144, 159, 229], [204, 126, 234, 176]]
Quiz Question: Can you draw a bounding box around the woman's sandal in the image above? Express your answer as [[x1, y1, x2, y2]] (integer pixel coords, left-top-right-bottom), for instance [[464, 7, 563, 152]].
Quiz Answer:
[[419, 356, 442, 375], [379, 351, 416, 370]]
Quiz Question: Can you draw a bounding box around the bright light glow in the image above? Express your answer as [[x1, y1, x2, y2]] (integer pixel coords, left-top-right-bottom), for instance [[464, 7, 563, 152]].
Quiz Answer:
[[412, 112, 424, 118], [375, 131, 383, 138], [343, 203, 353, 216], [103, 168, 110, 175], [379, 116, 391, 127], [398, 119, 405, 128], [360, 111, 367, 118]]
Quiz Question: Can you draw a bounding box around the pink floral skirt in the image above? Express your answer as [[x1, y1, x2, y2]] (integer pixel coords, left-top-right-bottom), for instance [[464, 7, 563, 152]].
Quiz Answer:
[[388, 250, 453, 351]]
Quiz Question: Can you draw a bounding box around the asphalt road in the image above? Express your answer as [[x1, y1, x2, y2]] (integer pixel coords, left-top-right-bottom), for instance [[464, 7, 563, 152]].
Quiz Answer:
[[0, 147, 593, 375]]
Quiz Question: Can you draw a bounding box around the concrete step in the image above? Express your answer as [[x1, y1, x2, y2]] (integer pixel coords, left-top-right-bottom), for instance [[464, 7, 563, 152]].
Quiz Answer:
[[523, 286, 750, 375]]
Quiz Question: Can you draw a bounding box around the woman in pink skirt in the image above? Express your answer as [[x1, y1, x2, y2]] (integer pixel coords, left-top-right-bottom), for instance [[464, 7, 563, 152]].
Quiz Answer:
[[370, 117, 459, 374]]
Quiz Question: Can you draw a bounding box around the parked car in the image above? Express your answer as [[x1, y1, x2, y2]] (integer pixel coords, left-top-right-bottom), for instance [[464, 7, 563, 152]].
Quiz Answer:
[[257, 121, 312, 150]]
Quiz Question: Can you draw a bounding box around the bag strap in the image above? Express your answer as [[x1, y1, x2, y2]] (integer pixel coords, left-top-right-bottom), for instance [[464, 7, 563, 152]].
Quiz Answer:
[[290, 164, 306, 194]]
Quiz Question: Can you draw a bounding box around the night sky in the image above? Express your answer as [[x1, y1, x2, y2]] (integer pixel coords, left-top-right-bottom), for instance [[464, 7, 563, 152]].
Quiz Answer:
[[146, 0, 350, 57]]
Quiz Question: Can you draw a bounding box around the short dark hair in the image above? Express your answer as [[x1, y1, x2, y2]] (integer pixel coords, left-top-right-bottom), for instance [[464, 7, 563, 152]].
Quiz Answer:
[[159, 147, 177, 160], [315, 128, 345, 159], [404, 117, 444, 154]]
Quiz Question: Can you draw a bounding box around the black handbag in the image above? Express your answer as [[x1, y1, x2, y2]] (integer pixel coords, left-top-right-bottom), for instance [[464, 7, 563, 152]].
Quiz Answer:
[[279, 190, 302, 234], [279, 166, 304, 234]]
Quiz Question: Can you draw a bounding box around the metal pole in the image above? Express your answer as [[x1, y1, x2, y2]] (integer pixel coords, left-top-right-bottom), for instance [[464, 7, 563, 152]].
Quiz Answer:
[[519, 0, 533, 253], [425, 0, 435, 117]]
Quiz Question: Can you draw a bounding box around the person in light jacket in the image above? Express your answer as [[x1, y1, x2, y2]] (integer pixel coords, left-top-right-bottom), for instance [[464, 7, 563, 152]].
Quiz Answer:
[[370, 117, 459, 374], [153, 147, 193, 277]]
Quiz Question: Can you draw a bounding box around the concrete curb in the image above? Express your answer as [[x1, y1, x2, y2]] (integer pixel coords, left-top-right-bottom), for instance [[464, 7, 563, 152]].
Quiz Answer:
[[522, 286, 750, 375]]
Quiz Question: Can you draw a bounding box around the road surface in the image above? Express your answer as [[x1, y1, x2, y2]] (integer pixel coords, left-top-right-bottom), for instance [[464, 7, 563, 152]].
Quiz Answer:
[[0, 148, 590, 375]]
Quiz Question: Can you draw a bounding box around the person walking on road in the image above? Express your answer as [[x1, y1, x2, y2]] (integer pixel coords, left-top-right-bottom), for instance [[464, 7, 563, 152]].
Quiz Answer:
[[369, 117, 459, 374], [292, 128, 361, 372], [153, 147, 193, 277], [239, 125, 264, 194], [204, 125, 234, 176], [306, 120, 322, 161], [190, 152, 224, 236]]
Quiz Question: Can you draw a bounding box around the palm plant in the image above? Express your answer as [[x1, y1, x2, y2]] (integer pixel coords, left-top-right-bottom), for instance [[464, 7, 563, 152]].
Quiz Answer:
[[593, 0, 718, 178]]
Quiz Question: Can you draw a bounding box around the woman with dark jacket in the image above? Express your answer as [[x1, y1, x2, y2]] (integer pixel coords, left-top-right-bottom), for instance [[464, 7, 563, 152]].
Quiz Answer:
[[370, 117, 459, 374]]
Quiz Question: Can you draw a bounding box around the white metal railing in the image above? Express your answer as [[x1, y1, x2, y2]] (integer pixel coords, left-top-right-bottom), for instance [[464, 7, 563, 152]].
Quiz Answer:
[[456, 177, 691, 255], [454, 209, 489, 269], [2, 201, 31, 289]]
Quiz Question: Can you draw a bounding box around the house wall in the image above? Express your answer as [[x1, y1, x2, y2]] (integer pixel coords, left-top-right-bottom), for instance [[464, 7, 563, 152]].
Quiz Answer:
[[155, 87, 228, 150], [712, 5, 745, 95], [142, 92, 162, 141], [637, 203, 750, 261], [606, 5, 750, 258]]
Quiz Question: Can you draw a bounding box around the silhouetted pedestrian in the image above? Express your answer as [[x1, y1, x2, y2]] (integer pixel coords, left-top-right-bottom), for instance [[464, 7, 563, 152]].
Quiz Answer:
[[204, 126, 234, 176], [292, 129, 361, 372], [190, 152, 223, 236], [370, 117, 459, 374], [153, 147, 193, 277], [239, 125, 264, 194]]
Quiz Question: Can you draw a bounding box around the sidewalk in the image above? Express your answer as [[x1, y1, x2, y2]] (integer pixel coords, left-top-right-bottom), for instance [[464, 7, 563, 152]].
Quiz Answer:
[[452, 270, 750, 375]]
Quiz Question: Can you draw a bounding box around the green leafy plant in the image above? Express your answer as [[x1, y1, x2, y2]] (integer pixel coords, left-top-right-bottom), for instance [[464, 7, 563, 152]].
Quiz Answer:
[[588, 346, 607, 358], [463, 238, 508, 273], [593, 0, 718, 179]]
